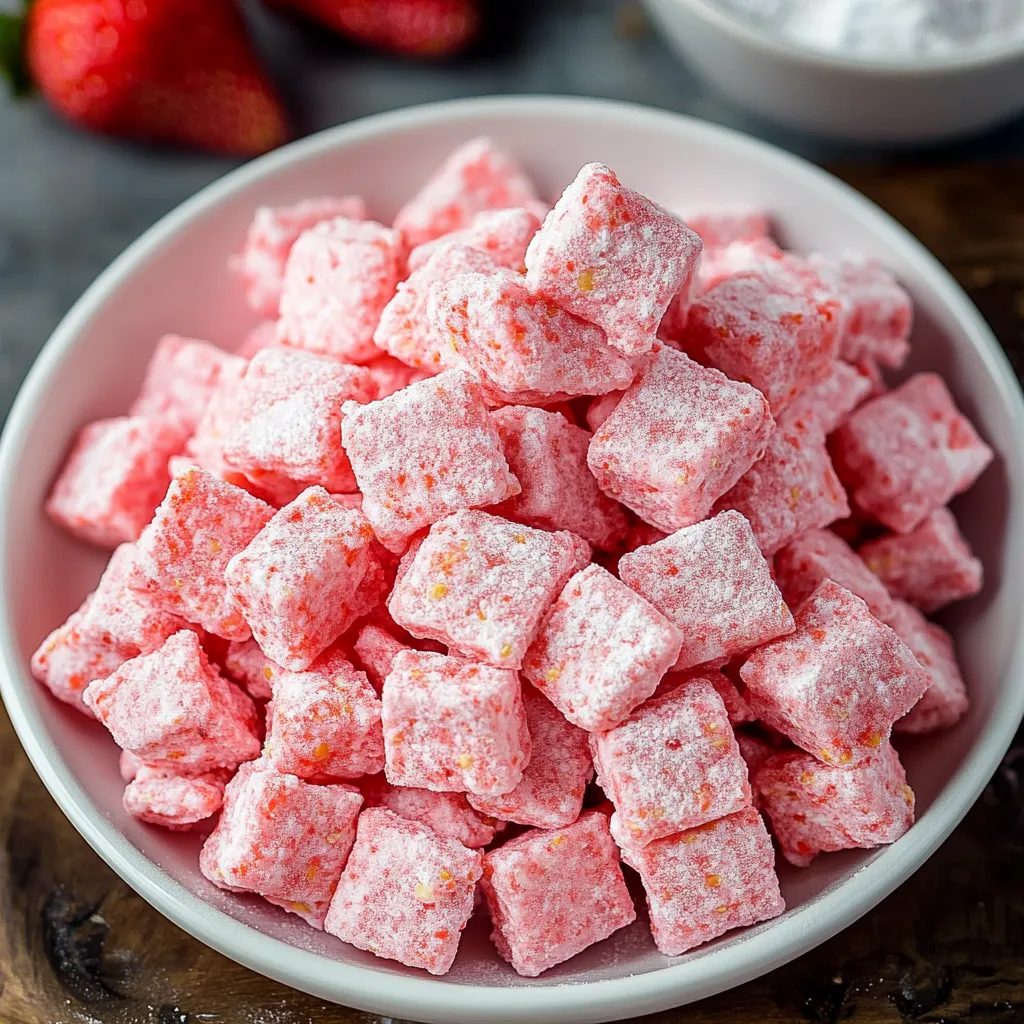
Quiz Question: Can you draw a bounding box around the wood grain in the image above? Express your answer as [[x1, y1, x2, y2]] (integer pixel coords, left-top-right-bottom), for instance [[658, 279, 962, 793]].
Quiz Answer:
[[2, 162, 1024, 1024]]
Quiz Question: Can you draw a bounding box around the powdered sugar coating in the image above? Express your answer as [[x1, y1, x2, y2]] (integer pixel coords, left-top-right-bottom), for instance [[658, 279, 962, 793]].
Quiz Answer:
[[627, 807, 784, 956], [469, 684, 593, 828], [832, 373, 993, 533], [754, 746, 915, 867], [393, 137, 541, 250], [127, 467, 275, 640], [353, 623, 410, 693], [84, 630, 260, 770], [123, 768, 227, 830], [407, 206, 541, 272], [380, 785, 504, 849], [223, 638, 280, 700], [265, 649, 384, 779], [619, 511, 794, 672], [46, 415, 186, 548], [525, 162, 702, 355], [740, 580, 931, 766], [774, 527, 895, 620], [522, 563, 683, 732], [714, 412, 850, 555], [342, 370, 520, 553], [382, 649, 531, 796], [277, 216, 402, 364], [588, 348, 775, 533], [591, 678, 752, 847], [656, 669, 756, 727], [388, 510, 590, 669], [783, 360, 873, 435], [859, 507, 983, 613], [491, 406, 628, 551], [480, 811, 636, 977]]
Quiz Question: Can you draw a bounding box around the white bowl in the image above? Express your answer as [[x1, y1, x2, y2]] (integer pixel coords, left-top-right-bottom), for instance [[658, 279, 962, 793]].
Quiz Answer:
[[644, 0, 1024, 143], [1, 96, 1023, 1024]]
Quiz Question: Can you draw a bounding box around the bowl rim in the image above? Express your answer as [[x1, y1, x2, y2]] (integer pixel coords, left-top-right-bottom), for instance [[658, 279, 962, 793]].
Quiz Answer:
[[2, 94, 1024, 1023], [651, 0, 1024, 76]]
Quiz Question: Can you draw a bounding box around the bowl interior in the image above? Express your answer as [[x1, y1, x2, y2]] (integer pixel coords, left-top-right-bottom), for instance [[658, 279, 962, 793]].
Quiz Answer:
[[2, 98, 1023, 1021]]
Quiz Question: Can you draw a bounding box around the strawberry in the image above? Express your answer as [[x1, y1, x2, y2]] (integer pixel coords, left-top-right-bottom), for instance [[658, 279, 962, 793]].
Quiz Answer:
[[273, 0, 479, 58], [18, 0, 288, 156]]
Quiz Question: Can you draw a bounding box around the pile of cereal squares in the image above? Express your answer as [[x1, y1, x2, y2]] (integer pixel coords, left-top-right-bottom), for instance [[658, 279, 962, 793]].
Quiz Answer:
[[35, 138, 993, 977]]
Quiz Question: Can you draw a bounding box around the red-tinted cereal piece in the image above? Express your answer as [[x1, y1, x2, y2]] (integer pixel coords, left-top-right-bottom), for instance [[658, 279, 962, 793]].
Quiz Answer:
[[522, 563, 683, 732], [393, 136, 541, 249], [47, 415, 185, 548], [266, 649, 384, 779], [740, 580, 930, 767], [587, 347, 775, 533], [427, 271, 634, 405], [381, 650, 531, 796], [232, 195, 367, 317], [491, 406, 628, 551], [325, 807, 483, 975], [754, 745, 914, 867], [585, 390, 623, 431], [223, 347, 376, 496], [886, 600, 968, 734], [619, 511, 794, 672], [84, 630, 259, 771], [831, 373, 993, 533], [341, 370, 520, 553], [201, 758, 363, 903], [469, 684, 593, 828], [225, 487, 385, 670], [714, 413, 850, 555], [686, 210, 772, 249], [657, 669, 756, 727], [684, 270, 842, 415], [774, 527, 895, 621], [353, 623, 411, 693], [783, 360, 873, 436], [223, 638, 280, 700], [128, 467, 275, 640], [362, 353, 429, 399], [277, 217, 402, 364], [591, 678, 751, 848], [387, 510, 589, 669], [480, 810, 636, 977], [626, 807, 784, 956], [123, 765, 227, 830], [859, 507, 982, 613], [379, 785, 504, 849], [407, 206, 541, 273], [525, 162, 702, 356]]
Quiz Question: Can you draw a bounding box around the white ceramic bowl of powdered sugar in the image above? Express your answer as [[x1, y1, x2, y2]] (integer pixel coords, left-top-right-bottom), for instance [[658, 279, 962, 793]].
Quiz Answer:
[[644, 0, 1024, 142]]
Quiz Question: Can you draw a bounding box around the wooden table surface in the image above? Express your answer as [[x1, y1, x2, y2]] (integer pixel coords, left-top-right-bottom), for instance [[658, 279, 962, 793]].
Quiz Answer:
[[2, 162, 1023, 1024]]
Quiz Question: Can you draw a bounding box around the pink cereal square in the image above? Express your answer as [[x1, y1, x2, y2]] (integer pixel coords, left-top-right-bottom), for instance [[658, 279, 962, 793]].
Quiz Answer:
[[754, 745, 914, 867], [46, 415, 186, 548], [480, 810, 636, 977], [627, 808, 784, 956], [387, 510, 590, 669], [655, 669, 756, 727], [783, 360, 874, 436], [490, 406, 628, 552], [353, 623, 411, 693], [130, 335, 248, 432], [200, 758, 363, 902], [222, 347, 376, 495], [123, 766, 227, 830], [225, 487, 384, 670], [859, 507, 983, 613], [774, 527, 895, 621], [524, 162, 702, 356], [127, 467, 275, 639], [522, 563, 683, 732], [713, 412, 850, 555], [265, 648, 384, 779], [740, 580, 931, 767], [831, 373, 993, 533], [427, 272, 634, 405], [685, 210, 772, 249], [223, 638, 281, 700], [619, 511, 794, 672], [379, 785, 504, 849], [591, 678, 752, 848], [277, 216, 402, 364], [407, 206, 541, 273], [886, 600, 969, 734], [587, 348, 775, 533], [469, 684, 593, 828], [232, 195, 367, 317], [684, 270, 842, 415], [381, 649, 531, 796], [393, 137, 541, 249], [341, 370, 520, 553], [362, 353, 430, 399], [325, 807, 483, 975], [83, 630, 259, 770]]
